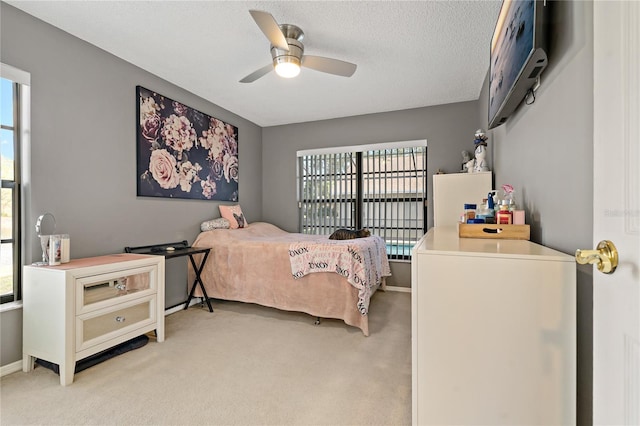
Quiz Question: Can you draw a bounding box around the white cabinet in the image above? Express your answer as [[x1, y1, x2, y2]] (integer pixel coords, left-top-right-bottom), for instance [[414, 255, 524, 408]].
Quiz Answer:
[[23, 254, 165, 385], [411, 227, 576, 425], [433, 172, 492, 227]]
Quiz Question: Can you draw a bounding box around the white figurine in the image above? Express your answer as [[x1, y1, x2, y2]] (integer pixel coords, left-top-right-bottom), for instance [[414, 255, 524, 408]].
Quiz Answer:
[[472, 129, 490, 172], [473, 144, 489, 172], [461, 150, 472, 172], [465, 159, 475, 173]]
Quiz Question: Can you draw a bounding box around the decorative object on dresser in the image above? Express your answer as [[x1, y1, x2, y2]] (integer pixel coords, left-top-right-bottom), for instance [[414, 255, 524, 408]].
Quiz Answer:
[[34, 212, 56, 266], [34, 213, 71, 266], [461, 150, 471, 172], [411, 227, 576, 425], [22, 254, 165, 386], [136, 86, 239, 201], [472, 129, 490, 172]]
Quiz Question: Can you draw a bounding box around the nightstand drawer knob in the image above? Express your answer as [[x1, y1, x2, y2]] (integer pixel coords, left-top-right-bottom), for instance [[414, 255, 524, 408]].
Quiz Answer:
[[115, 316, 126, 323], [115, 283, 126, 291]]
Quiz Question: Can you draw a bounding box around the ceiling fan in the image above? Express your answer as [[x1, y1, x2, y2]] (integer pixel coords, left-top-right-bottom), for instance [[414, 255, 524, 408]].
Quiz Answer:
[[240, 10, 357, 83]]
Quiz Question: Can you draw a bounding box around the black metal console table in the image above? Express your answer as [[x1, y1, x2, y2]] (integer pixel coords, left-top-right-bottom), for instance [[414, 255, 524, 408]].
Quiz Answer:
[[124, 241, 213, 312]]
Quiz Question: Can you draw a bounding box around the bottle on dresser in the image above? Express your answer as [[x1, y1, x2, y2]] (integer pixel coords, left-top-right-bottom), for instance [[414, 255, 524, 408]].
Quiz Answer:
[[463, 204, 477, 223], [496, 200, 513, 224]]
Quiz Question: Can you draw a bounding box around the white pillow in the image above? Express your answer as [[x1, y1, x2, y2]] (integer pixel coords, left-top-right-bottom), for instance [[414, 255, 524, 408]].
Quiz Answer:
[[200, 217, 230, 231]]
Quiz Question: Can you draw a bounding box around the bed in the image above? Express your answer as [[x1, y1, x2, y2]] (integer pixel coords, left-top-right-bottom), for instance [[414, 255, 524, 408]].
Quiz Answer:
[[187, 222, 391, 335]]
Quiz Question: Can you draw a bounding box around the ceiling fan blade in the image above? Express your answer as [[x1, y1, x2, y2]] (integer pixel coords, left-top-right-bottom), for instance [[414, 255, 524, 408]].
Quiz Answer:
[[249, 10, 289, 51], [239, 64, 273, 83], [302, 55, 357, 77]]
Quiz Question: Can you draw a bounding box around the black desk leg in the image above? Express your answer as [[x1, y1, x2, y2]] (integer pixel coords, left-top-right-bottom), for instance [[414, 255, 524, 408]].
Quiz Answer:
[[184, 251, 213, 312]]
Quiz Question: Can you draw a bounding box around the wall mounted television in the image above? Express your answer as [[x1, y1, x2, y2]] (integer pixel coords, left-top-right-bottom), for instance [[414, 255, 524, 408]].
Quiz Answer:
[[488, 0, 548, 129]]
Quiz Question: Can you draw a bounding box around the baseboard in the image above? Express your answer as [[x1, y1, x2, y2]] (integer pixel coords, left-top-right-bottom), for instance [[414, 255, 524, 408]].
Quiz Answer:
[[164, 298, 205, 315], [165, 304, 185, 315], [385, 285, 411, 293], [1, 360, 23, 377]]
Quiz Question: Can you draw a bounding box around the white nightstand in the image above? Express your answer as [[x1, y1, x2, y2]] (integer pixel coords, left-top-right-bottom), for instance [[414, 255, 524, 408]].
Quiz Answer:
[[22, 253, 165, 385]]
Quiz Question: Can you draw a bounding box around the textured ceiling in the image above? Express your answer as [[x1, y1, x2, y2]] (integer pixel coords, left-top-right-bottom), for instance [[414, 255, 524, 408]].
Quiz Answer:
[[6, 0, 502, 127]]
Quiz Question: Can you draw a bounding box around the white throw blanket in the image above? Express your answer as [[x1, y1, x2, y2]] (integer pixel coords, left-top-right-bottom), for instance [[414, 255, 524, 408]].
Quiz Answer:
[[288, 236, 391, 315]]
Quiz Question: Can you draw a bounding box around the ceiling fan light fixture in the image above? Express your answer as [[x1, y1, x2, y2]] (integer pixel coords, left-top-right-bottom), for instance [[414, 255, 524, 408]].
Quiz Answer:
[[274, 56, 301, 78], [241, 11, 357, 83]]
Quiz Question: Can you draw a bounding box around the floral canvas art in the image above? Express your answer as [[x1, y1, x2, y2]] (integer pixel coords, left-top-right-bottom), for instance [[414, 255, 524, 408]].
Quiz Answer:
[[136, 86, 238, 201]]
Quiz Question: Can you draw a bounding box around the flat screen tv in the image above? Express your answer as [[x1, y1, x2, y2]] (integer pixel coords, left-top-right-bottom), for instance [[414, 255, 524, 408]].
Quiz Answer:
[[488, 0, 548, 129]]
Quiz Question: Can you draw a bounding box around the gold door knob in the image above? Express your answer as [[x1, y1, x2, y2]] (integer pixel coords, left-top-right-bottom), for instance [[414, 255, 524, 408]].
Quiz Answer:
[[575, 240, 618, 274]]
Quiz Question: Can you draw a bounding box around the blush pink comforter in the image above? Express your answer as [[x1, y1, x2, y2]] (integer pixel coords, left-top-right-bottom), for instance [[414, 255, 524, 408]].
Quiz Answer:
[[188, 222, 391, 335]]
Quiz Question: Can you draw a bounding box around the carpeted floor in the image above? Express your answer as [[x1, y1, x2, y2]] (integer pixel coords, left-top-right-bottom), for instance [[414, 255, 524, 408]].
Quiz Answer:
[[0, 290, 411, 426]]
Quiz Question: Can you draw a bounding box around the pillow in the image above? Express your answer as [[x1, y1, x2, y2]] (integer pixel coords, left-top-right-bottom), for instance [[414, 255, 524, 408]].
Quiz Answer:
[[219, 204, 249, 229], [200, 217, 230, 232]]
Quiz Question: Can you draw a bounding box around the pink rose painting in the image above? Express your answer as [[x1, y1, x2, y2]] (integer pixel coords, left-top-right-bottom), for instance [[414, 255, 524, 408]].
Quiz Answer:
[[136, 86, 238, 201]]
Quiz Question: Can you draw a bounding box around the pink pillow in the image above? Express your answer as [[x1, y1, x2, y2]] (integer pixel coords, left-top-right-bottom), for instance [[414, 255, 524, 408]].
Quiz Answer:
[[219, 205, 248, 229]]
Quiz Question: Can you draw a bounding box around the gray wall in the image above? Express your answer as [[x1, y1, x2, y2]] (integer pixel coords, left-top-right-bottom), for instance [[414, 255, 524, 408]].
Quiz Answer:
[[0, 3, 263, 366], [484, 0, 593, 254], [262, 102, 480, 233], [261, 102, 481, 287], [0, 307, 22, 369], [478, 1, 593, 423]]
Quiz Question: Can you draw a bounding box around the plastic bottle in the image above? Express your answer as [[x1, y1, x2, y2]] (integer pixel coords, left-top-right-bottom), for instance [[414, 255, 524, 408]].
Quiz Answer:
[[487, 192, 495, 210], [476, 199, 489, 221], [478, 194, 493, 223], [464, 204, 477, 222], [496, 200, 513, 225]]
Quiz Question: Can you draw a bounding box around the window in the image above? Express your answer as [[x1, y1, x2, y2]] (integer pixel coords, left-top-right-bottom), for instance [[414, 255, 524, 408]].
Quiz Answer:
[[1, 64, 29, 304], [297, 141, 427, 260]]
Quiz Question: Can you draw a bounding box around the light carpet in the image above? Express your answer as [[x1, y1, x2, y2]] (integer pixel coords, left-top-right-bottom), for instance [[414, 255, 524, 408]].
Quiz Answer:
[[0, 291, 411, 425]]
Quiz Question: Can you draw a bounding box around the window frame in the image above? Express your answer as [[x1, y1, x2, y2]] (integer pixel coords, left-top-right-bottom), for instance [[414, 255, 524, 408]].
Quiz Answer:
[[1, 63, 30, 305]]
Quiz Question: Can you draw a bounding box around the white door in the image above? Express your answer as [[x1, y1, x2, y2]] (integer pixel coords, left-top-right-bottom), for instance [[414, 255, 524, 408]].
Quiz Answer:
[[592, 2, 640, 424]]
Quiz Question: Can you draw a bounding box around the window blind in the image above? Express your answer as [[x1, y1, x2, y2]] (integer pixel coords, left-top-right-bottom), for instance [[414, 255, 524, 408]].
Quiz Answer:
[[297, 142, 427, 260]]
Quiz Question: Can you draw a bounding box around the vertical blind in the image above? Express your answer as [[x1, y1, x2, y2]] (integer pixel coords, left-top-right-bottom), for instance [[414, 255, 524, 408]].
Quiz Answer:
[[298, 152, 356, 235], [298, 142, 427, 260]]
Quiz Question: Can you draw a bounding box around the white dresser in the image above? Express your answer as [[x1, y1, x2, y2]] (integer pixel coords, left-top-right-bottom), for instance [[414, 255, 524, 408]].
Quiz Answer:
[[411, 227, 576, 425], [23, 253, 165, 385]]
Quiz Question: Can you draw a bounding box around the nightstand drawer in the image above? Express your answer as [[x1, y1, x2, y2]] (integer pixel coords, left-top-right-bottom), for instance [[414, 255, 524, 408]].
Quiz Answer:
[[77, 265, 157, 314], [76, 295, 156, 352]]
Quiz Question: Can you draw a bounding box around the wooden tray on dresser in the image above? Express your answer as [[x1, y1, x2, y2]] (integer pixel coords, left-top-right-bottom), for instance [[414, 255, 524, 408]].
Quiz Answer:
[[458, 223, 531, 240]]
